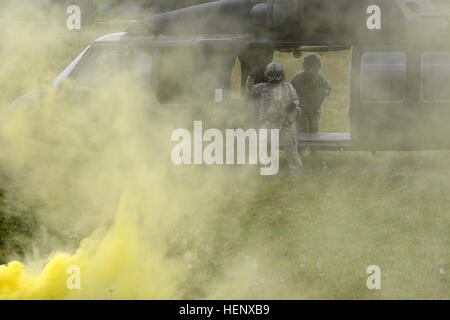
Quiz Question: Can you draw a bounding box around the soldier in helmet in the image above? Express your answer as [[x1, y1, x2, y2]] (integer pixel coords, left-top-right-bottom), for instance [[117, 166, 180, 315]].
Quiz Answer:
[[291, 53, 331, 133], [246, 62, 303, 176]]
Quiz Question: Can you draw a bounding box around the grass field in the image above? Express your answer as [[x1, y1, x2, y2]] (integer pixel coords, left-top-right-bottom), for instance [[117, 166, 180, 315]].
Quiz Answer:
[[0, 23, 448, 299], [181, 151, 449, 299]]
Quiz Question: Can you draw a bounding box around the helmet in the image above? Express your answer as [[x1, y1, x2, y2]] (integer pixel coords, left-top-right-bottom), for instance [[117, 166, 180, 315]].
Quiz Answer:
[[303, 53, 321, 72], [264, 62, 285, 84]]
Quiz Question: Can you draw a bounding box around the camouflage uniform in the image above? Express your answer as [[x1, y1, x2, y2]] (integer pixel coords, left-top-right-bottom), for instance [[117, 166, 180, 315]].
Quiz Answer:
[[291, 54, 331, 133], [247, 63, 303, 176]]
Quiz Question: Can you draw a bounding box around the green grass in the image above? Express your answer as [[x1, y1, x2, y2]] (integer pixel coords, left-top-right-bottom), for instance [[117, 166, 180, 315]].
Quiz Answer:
[[173, 151, 449, 299], [0, 195, 37, 265]]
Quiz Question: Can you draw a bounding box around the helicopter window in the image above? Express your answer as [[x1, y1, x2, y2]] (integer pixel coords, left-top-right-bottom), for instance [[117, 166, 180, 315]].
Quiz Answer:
[[136, 52, 152, 81], [421, 52, 450, 102], [69, 49, 120, 91], [360, 52, 406, 103], [156, 48, 195, 104]]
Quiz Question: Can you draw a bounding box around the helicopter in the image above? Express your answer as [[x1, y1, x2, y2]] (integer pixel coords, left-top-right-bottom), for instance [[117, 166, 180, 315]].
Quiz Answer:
[[10, 0, 450, 151]]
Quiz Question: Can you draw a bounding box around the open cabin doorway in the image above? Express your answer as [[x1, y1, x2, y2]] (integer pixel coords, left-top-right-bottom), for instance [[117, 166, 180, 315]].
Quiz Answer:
[[230, 49, 351, 133]]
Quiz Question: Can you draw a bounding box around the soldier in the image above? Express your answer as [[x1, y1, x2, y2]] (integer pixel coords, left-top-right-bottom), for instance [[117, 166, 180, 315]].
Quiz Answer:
[[291, 53, 331, 133], [246, 62, 303, 176]]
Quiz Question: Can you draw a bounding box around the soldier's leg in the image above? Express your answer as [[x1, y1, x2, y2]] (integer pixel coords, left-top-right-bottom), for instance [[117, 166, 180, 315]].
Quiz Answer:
[[280, 126, 303, 176], [300, 109, 314, 133], [296, 110, 309, 133], [310, 109, 320, 133], [296, 110, 309, 153], [306, 110, 320, 156]]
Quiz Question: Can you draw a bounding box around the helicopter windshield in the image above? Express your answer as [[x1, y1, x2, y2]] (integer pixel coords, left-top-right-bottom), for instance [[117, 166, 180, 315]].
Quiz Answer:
[[68, 48, 120, 91], [53, 46, 90, 88]]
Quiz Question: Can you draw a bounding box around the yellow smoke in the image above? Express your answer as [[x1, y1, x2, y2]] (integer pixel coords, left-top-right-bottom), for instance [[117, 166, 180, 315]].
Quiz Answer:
[[0, 193, 180, 299], [0, 1, 261, 297], [0, 2, 202, 300]]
